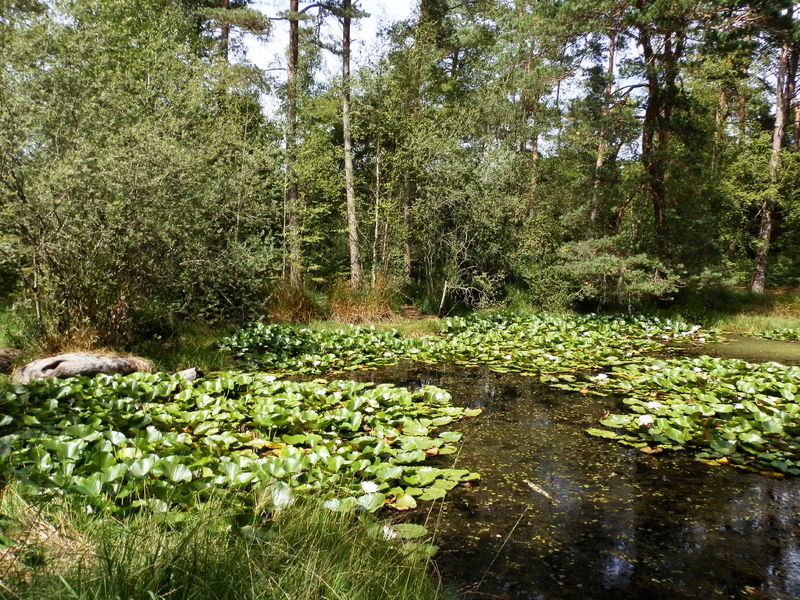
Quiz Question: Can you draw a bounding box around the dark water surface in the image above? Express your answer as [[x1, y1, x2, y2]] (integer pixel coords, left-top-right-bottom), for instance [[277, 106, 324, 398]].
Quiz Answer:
[[348, 362, 800, 600]]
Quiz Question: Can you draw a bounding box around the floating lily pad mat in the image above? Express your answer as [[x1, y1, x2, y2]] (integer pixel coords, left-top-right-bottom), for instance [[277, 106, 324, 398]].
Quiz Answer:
[[578, 355, 800, 475], [0, 372, 480, 514], [345, 361, 800, 600], [220, 313, 710, 377]]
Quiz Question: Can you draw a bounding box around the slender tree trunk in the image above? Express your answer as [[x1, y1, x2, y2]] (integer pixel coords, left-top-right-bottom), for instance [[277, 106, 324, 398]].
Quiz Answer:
[[371, 143, 380, 287], [590, 31, 616, 226], [342, 0, 362, 289], [752, 40, 798, 293], [285, 0, 302, 288], [402, 170, 413, 282], [638, 24, 683, 255], [738, 96, 747, 147], [220, 0, 230, 62], [794, 101, 800, 150], [712, 89, 727, 174]]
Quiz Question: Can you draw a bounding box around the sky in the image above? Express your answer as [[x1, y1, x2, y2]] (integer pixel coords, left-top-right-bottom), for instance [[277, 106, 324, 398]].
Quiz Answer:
[[242, 0, 417, 77]]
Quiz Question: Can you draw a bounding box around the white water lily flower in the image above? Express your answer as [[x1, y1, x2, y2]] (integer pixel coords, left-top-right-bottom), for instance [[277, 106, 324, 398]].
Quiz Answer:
[[594, 373, 608, 381], [383, 351, 393, 357], [505, 355, 512, 360], [84, 505, 94, 514], [265, 375, 276, 382], [637, 415, 655, 426], [312, 360, 321, 367], [646, 401, 663, 410], [692, 367, 702, 373], [361, 481, 379, 494], [698, 337, 706, 343], [734, 403, 744, 410], [382, 525, 398, 540]]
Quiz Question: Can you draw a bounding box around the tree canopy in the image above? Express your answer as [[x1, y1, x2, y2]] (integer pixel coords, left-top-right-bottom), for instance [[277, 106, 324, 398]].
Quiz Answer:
[[1, 0, 798, 343]]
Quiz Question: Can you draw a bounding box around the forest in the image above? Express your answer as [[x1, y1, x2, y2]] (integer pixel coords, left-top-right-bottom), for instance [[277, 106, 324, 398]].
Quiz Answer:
[[2, 0, 799, 346], [3, 2, 800, 600]]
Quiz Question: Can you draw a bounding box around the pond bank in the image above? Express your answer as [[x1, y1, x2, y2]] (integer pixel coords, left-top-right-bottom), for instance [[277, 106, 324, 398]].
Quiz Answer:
[[687, 333, 800, 366]]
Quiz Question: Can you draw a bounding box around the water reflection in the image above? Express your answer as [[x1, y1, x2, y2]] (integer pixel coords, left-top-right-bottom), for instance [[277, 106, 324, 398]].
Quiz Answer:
[[346, 362, 800, 600]]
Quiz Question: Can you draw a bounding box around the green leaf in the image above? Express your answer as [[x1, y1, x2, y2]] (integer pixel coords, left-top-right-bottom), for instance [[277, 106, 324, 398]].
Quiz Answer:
[[586, 428, 618, 439], [357, 492, 386, 512], [392, 524, 428, 539]]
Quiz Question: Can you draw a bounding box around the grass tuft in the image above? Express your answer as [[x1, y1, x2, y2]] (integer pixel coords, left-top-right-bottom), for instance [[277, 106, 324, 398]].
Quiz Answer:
[[328, 278, 396, 324], [0, 487, 444, 600], [267, 284, 323, 324]]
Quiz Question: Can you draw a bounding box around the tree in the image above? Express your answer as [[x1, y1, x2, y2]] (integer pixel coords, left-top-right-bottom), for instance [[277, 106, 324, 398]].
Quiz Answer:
[[750, 4, 798, 293], [0, 0, 282, 343]]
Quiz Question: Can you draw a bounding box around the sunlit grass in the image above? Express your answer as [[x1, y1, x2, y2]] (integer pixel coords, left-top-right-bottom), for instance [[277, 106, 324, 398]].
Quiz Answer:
[[0, 485, 445, 600], [309, 317, 441, 338], [131, 323, 236, 373]]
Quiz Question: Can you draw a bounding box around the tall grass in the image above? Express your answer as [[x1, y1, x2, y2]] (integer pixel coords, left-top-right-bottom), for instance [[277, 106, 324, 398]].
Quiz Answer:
[[132, 323, 235, 373], [0, 487, 444, 600], [0, 304, 39, 352], [328, 278, 396, 324], [659, 287, 800, 333]]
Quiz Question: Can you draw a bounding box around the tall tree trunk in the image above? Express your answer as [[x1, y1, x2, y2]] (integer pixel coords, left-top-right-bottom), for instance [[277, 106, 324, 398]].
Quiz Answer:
[[342, 0, 362, 289], [220, 0, 230, 62], [751, 40, 798, 293], [590, 31, 616, 226], [402, 170, 413, 282], [712, 89, 728, 174], [371, 141, 380, 287], [638, 23, 683, 255], [285, 0, 302, 288], [793, 101, 800, 150]]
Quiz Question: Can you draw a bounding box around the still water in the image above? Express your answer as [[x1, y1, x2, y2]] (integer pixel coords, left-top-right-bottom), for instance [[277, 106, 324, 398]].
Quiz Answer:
[[349, 361, 800, 600]]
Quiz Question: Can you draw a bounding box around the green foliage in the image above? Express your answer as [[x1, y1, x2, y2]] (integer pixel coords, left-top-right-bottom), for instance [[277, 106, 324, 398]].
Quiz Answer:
[[1, 488, 442, 600], [557, 238, 681, 310], [131, 323, 236, 373], [220, 323, 418, 372], [223, 313, 712, 378], [0, 371, 479, 514], [581, 355, 800, 475], [756, 328, 800, 342], [1, 0, 283, 346]]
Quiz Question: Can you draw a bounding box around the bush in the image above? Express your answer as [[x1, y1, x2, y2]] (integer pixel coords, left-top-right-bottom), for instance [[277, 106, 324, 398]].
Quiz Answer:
[[557, 238, 680, 311]]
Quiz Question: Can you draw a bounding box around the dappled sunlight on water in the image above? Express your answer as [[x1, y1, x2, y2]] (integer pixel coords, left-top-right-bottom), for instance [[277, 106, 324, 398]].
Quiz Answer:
[[349, 362, 800, 600]]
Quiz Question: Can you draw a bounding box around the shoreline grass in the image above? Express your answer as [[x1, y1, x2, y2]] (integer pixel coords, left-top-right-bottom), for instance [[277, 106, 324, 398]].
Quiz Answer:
[[0, 486, 445, 600]]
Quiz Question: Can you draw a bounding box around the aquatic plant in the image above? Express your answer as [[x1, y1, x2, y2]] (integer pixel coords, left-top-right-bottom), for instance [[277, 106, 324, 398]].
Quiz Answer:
[[0, 372, 479, 515], [221, 313, 710, 377], [584, 355, 800, 475], [755, 328, 800, 342]]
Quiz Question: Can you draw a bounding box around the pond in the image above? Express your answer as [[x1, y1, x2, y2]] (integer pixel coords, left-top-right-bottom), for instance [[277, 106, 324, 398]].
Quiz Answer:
[[689, 334, 800, 366], [348, 361, 800, 600]]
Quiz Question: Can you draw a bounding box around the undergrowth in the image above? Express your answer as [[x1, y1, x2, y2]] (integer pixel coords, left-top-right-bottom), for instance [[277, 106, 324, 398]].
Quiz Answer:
[[328, 278, 396, 324], [0, 486, 444, 600]]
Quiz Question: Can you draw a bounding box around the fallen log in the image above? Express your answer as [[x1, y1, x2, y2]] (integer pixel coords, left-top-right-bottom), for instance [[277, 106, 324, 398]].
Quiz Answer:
[[12, 353, 153, 385]]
